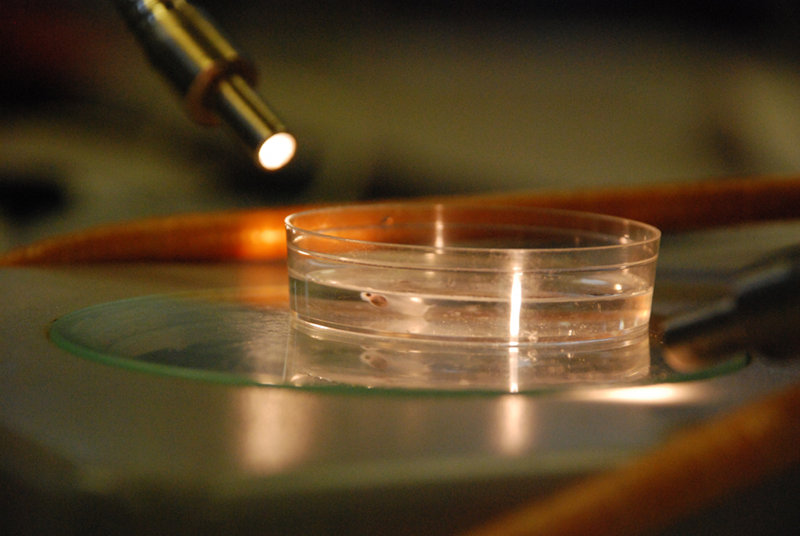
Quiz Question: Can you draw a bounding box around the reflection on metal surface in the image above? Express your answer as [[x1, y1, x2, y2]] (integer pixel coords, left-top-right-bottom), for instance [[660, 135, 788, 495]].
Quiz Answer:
[[236, 389, 318, 473], [494, 395, 537, 456], [572, 383, 710, 405]]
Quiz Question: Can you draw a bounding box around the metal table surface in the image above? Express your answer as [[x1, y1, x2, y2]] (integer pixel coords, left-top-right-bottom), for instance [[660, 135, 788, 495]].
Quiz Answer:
[[2, 222, 800, 535]]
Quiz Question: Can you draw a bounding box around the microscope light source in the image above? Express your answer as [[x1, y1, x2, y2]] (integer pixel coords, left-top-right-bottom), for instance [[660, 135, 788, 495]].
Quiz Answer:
[[258, 132, 297, 171], [114, 0, 295, 170]]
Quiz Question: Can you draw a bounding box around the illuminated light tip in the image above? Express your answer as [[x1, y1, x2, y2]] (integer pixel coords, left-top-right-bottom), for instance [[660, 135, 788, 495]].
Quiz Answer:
[[257, 132, 296, 170]]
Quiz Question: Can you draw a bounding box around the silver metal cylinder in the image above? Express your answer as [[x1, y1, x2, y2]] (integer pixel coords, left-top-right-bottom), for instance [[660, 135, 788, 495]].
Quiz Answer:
[[114, 0, 295, 169]]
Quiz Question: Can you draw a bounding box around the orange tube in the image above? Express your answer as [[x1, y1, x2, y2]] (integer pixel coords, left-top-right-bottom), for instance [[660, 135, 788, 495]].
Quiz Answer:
[[2, 175, 799, 265]]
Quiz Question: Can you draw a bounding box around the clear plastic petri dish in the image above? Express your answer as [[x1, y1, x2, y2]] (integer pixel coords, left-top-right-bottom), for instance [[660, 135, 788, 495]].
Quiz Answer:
[[285, 203, 660, 354]]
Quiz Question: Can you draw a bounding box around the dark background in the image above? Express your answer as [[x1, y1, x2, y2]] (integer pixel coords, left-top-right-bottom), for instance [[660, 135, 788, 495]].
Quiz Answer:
[[4, 1, 800, 247]]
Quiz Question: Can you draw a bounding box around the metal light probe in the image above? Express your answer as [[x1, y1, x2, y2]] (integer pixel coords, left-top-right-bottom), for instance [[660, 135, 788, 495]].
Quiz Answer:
[[113, 0, 296, 170], [660, 243, 800, 371]]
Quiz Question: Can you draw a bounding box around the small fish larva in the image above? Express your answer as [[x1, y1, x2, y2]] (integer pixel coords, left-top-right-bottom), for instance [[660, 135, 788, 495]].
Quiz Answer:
[[361, 292, 389, 308], [360, 290, 429, 318], [360, 350, 389, 370]]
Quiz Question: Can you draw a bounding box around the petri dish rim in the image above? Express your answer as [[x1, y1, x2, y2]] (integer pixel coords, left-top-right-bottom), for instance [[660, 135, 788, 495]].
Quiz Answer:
[[285, 203, 662, 257]]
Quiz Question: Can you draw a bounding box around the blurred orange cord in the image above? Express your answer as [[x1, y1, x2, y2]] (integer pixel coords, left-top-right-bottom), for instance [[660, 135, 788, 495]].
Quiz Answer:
[[2, 175, 800, 265]]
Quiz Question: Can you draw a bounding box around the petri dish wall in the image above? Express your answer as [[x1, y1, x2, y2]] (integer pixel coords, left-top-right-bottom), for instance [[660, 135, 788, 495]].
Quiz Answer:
[[285, 203, 661, 360]]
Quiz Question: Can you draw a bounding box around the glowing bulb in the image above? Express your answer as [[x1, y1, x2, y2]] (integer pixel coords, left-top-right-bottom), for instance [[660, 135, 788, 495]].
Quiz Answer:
[[257, 132, 296, 170]]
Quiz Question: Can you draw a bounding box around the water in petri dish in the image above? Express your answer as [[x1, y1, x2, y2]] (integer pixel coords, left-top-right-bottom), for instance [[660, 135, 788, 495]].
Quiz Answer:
[[289, 265, 653, 346]]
